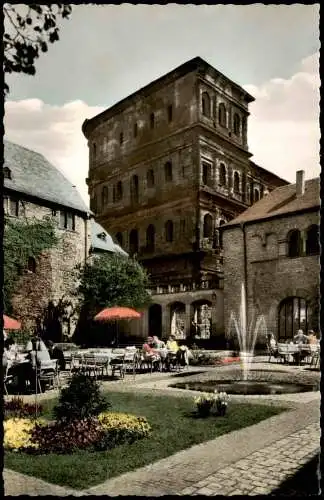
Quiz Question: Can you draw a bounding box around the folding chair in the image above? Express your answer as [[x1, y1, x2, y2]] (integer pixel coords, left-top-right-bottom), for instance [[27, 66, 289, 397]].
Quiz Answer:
[[82, 355, 99, 379], [37, 360, 60, 393]]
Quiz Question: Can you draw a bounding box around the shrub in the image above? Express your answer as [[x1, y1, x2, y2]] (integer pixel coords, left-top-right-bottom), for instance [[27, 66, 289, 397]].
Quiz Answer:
[[53, 373, 110, 423], [30, 417, 104, 454], [4, 397, 43, 420], [94, 411, 151, 451], [4, 418, 45, 451]]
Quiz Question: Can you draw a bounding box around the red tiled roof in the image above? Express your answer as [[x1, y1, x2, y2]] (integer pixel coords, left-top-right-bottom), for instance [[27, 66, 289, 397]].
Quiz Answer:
[[224, 177, 320, 227]]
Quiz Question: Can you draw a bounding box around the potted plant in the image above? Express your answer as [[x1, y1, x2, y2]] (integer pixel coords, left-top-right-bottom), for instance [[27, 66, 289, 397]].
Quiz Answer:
[[194, 393, 215, 417], [214, 391, 229, 416]]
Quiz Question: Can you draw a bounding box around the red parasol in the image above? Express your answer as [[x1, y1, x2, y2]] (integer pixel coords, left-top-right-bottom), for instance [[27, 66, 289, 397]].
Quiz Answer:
[[3, 314, 21, 330], [94, 307, 141, 347], [94, 307, 141, 321]]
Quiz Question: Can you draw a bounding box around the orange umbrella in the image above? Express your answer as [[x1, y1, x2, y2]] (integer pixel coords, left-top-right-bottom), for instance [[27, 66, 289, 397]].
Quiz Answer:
[[94, 307, 141, 346], [94, 307, 141, 321], [3, 314, 21, 330]]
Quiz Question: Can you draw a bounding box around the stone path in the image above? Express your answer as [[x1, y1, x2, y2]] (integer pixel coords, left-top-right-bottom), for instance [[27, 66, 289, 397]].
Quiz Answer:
[[4, 361, 321, 496]]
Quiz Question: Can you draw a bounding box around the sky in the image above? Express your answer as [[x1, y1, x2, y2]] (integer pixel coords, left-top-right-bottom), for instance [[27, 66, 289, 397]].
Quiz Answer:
[[4, 4, 320, 205]]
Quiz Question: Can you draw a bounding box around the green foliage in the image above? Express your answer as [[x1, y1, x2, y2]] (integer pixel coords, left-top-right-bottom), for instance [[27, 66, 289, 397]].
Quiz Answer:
[[4, 4, 72, 94], [76, 253, 151, 312], [4, 216, 58, 313], [53, 374, 110, 423]]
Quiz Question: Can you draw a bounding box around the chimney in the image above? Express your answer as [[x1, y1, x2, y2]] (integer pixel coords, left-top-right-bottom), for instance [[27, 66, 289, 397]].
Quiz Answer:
[[296, 170, 305, 197]]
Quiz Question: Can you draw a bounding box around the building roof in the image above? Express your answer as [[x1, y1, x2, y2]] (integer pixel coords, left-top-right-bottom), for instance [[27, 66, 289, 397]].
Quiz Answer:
[[4, 140, 89, 214], [90, 220, 128, 257], [82, 56, 255, 138], [223, 177, 320, 228]]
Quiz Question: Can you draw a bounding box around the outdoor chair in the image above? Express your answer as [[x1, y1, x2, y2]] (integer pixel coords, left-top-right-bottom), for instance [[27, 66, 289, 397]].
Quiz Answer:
[[37, 359, 60, 393], [70, 353, 84, 375], [93, 356, 110, 379], [266, 343, 280, 363], [140, 351, 162, 373], [309, 344, 320, 368], [123, 350, 139, 379], [166, 352, 180, 372], [82, 355, 99, 379], [4, 363, 14, 395], [110, 353, 126, 379]]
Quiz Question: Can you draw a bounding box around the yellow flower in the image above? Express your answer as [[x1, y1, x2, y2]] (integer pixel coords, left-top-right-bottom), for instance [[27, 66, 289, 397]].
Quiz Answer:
[[4, 418, 45, 451], [98, 412, 151, 435]]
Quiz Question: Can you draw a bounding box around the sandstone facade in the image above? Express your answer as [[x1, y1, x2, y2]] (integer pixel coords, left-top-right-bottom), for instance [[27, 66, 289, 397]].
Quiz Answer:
[[83, 57, 288, 345]]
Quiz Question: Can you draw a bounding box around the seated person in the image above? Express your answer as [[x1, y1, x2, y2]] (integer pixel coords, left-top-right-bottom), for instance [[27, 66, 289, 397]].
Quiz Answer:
[[152, 336, 165, 349], [307, 330, 319, 344], [4, 338, 17, 361], [26, 335, 51, 367], [166, 335, 179, 353], [266, 333, 278, 356], [293, 329, 308, 345]]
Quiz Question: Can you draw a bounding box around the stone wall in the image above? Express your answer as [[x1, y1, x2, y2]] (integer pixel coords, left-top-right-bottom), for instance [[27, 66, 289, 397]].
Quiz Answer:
[[10, 199, 90, 336], [223, 210, 320, 344]]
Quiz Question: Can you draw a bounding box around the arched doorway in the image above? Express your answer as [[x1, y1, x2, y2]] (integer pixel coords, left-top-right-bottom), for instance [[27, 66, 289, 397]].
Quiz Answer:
[[191, 300, 212, 339], [148, 304, 162, 339], [169, 302, 186, 339]]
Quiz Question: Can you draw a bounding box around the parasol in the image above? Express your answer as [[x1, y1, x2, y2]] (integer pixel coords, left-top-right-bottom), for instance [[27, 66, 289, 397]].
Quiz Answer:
[[94, 307, 141, 346], [4, 315, 21, 330]]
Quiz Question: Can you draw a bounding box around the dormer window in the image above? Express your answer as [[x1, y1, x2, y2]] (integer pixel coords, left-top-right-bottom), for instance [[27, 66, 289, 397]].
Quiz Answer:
[[98, 232, 107, 241], [3, 167, 11, 179]]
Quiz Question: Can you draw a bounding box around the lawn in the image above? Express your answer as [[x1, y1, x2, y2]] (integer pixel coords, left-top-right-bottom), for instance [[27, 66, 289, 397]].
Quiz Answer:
[[5, 391, 287, 490]]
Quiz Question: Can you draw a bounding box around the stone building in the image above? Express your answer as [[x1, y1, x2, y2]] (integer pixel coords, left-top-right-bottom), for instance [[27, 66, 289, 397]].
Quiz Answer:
[[82, 56, 287, 346], [3, 140, 124, 340], [221, 170, 320, 345]]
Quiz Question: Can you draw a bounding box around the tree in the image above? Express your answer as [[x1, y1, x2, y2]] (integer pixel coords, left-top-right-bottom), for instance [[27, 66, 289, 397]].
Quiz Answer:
[[73, 253, 152, 346], [76, 253, 151, 312], [3, 3, 72, 94], [4, 216, 59, 314]]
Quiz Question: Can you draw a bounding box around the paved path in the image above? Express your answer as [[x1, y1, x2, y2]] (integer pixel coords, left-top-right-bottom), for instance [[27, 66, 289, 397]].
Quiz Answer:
[[4, 361, 320, 496]]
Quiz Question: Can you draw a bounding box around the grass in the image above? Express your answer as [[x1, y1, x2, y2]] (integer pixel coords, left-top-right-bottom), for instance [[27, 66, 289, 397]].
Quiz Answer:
[[5, 391, 287, 490]]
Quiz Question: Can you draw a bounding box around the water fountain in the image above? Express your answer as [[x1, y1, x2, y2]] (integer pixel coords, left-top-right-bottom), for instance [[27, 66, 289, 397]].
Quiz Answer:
[[169, 283, 319, 395], [228, 282, 267, 381]]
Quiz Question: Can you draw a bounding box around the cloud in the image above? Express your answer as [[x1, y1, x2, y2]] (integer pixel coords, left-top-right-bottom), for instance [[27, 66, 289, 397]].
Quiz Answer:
[[4, 52, 320, 208], [4, 100, 104, 205], [244, 52, 319, 182]]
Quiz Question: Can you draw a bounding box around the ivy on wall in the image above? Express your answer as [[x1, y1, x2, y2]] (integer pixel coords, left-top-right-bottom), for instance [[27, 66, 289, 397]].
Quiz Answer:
[[4, 215, 59, 314]]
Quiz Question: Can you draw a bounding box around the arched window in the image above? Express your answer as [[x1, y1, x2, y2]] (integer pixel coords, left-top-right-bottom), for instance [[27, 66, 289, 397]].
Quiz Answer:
[[119, 132, 124, 145], [306, 225, 319, 255], [167, 104, 173, 123], [101, 186, 108, 207], [165, 220, 174, 242], [129, 229, 139, 255], [203, 214, 213, 238], [254, 188, 260, 202], [150, 112, 155, 129], [130, 175, 139, 203], [219, 219, 226, 247], [164, 161, 172, 182], [279, 297, 308, 341], [147, 169, 155, 188], [218, 103, 226, 127], [201, 92, 211, 118], [27, 256, 36, 273], [287, 229, 302, 258], [146, 224, 155, 251], [116, 181, 123, 201], [133, 122, 138, 138], [233, 113, 241, 135], [233, 171, 240, 194], [4, 167, 11, 179], [219, 163, 226, 186], [202, 162, 212, 186], [115, 232, 123, 246]]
